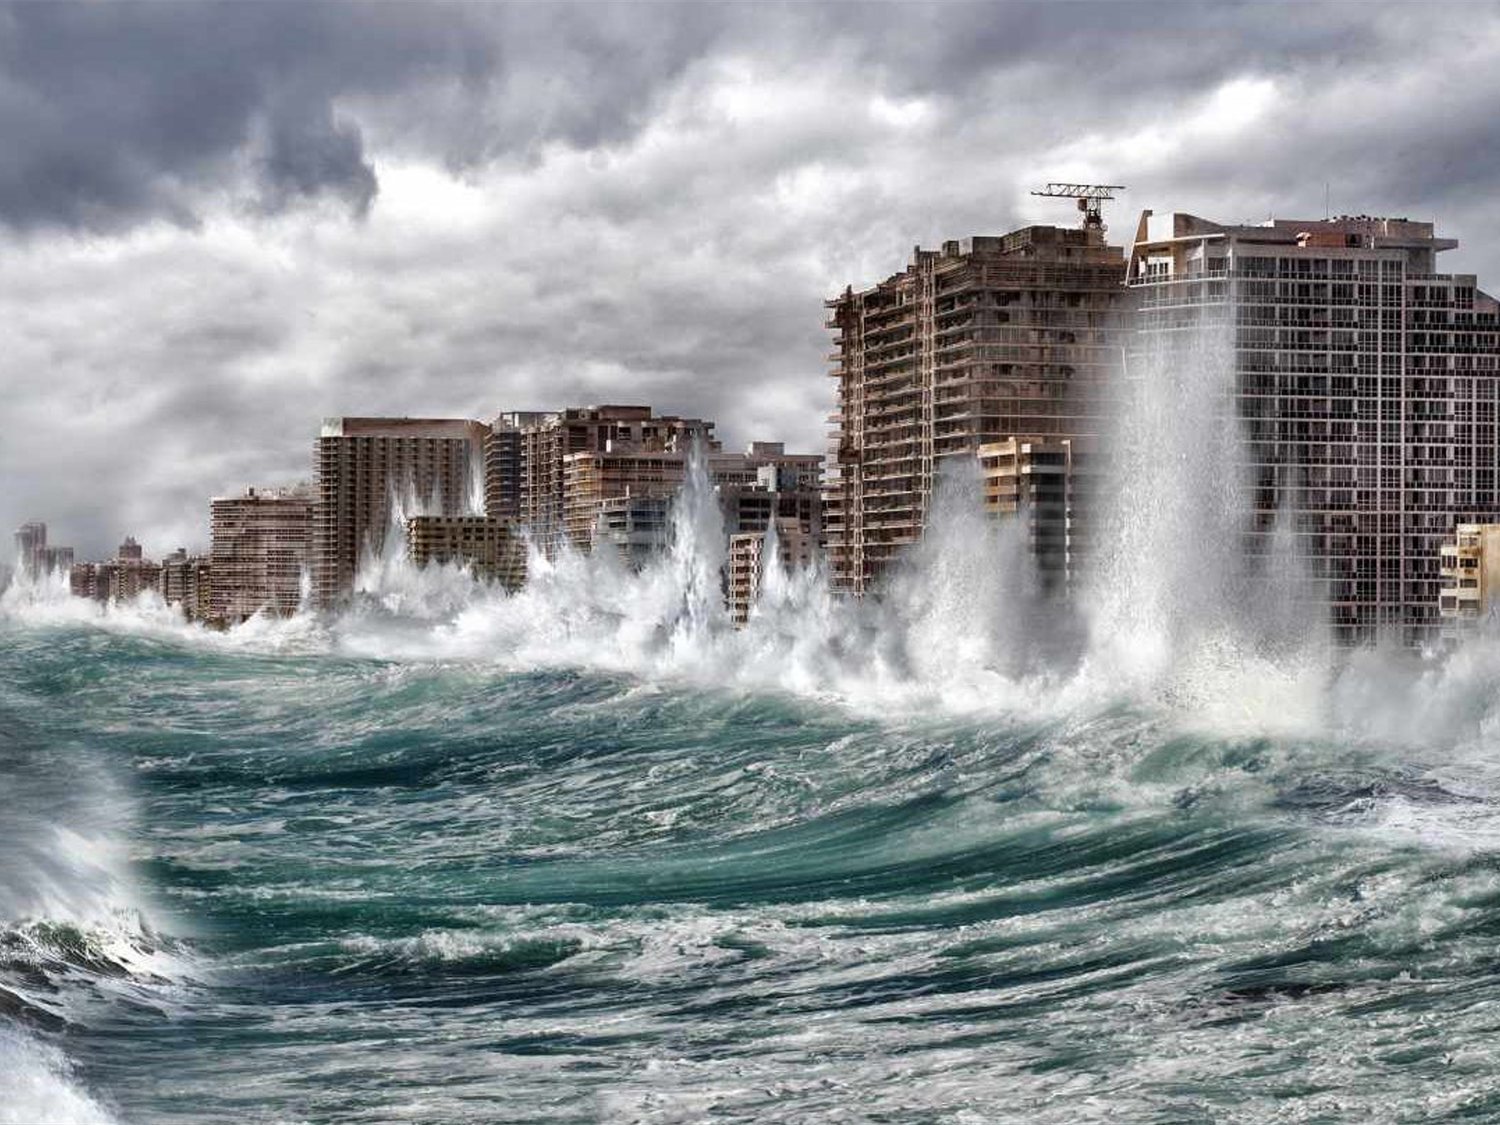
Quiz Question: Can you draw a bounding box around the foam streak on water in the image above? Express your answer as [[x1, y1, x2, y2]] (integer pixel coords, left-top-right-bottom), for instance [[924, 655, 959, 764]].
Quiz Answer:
[[6, 326, 1500, 1120]]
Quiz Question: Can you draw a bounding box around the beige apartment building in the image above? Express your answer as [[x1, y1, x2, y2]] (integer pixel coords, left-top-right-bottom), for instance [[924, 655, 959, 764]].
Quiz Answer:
[[314, 417, 488, 606], [1129, 212, 1500, 645], [406, 515, 526, 589], [562, 442, 823, 560], [211, 486, 314, 623], [160, 549, 213, 622], [978, 437, 1092, 596], [825, 224, 1128, 592], [1439, 523, 1500, 641]]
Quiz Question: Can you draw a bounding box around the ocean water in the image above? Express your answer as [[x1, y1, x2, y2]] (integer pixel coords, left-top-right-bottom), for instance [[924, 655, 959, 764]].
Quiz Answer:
[[9, 334, 1500, 1122]]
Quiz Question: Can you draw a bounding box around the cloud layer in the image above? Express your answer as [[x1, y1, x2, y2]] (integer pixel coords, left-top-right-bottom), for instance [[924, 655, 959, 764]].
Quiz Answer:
[[4, 1, 1500, 557]]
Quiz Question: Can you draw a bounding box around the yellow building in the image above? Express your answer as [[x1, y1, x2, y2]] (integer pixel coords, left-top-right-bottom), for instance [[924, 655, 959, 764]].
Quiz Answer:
[[1439, 524, 1500, 641]]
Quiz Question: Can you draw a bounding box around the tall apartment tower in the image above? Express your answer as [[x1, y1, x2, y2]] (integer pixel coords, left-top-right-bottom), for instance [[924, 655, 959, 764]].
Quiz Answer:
[[485, 411, 554, 520], [313, 417, 488, 606], [13, 521, 46, 577], [1129, 212, 1500, 646], [825, 225, 1128, 592], [210, 486, 314, 624]]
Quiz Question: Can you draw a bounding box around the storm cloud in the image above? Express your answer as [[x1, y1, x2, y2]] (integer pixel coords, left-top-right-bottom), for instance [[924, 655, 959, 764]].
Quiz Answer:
[[4, 1, 1500, 557]]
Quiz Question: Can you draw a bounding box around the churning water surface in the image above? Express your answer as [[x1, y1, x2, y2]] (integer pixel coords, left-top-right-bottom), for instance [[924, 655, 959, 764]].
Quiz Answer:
[[7, 329, 1500, 1122]]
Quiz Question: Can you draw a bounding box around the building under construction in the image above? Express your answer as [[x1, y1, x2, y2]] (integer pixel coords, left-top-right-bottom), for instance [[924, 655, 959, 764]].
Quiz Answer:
[[825, 216, 1128, 592]]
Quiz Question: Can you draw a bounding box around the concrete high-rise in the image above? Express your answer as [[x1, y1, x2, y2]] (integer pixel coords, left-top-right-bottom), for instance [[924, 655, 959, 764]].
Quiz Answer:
[[211, 486, 314, 624], [314, 418, 488, 606], [1128, 212, 1500, 645], [825, 225, 1128, 592]]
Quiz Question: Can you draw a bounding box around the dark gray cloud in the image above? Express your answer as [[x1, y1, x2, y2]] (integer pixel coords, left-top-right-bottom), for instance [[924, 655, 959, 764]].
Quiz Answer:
[[5, 1, 1500, 557]]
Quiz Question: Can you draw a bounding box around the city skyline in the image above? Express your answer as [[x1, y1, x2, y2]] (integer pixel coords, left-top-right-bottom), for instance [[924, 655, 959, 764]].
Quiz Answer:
[[7, 2, 1500, 557]]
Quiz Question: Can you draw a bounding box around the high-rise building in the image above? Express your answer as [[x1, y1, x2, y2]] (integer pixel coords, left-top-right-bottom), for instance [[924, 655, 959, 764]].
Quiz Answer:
[[314, 418, 488, 606], [1128, 212, 1500, 645], [485, 411, 553, 520], [13, 521, 47, 577], [210, 486, 314, 623], [562, 442, 823, 561], [825, 225, 1128, 592], [106, 537, 158, 601], [160, 548, 213, 622]]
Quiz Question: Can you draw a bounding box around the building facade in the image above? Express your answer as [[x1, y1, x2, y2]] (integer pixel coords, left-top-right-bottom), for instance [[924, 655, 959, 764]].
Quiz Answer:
[[406, 515, 526, 589], [1128, 212, 1500, 645], [211, 486, 314, 623], [825, 225, 1128, 592], [978, 437, 1092, 596], [510, 406, 718, 550], [1439, 523, 1500, 641], [727, 518, 816, 624], [314, 418, 488, 606]]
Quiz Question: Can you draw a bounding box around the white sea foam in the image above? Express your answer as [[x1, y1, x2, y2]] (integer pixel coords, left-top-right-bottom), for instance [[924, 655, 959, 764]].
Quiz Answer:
[[0, 1029, 115, 1125]]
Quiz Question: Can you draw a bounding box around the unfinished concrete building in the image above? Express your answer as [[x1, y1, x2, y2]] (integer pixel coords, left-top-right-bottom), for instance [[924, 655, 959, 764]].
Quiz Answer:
[[1129, 212, 1500, 646], [825, 225, 1128, 592], [406, 515, 527, 589], [211, 486, 314, 624], [978, 437, 1092, 596], [314, 418, 488, 606]]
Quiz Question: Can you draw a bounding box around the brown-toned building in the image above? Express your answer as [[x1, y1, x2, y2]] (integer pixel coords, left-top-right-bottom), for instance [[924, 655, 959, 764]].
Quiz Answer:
[[211, 486, 314, 623], [406, 515, 526, 590], [503, 406, 717, 550], [314, 417, 488, 606], [825, 225, 1128, 592], [727, 519, 816, 624]]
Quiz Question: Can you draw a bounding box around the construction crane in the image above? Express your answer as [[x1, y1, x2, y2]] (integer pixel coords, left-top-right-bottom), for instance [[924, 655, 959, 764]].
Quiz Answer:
[[1030, 183, 1125, 233]]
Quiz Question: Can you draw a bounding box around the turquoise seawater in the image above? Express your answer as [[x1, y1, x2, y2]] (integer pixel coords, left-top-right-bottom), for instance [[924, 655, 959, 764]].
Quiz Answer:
[[8, 596, 1500, 1123]]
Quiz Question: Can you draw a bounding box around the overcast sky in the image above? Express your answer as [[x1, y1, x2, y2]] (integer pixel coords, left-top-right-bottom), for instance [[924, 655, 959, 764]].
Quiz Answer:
[[5, 1, 1500, 557]]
